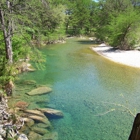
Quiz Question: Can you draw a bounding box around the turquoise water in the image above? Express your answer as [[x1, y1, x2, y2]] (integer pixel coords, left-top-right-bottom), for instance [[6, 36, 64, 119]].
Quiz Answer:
[[18, 38, 140, 140]]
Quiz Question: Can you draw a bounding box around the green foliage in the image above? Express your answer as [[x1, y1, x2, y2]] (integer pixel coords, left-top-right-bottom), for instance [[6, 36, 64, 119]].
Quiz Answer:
[[107, 10, 140, 49], [12, 33, 31, 61], [29, 48, 46, 70], [0, 0, 66, 87], [0, 58, 18, 85], [95, 0, 140, 50], [65, 0, 97, 35]]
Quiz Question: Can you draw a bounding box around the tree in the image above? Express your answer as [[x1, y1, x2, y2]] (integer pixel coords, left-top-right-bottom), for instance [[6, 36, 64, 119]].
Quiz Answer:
[[0, 0, 66, 95], [0, 0, 65, 63], [108, 10, 140, 50], [0, 1, 13, 64], [65, 0, 97, 35], [95, 0, 140, 50]]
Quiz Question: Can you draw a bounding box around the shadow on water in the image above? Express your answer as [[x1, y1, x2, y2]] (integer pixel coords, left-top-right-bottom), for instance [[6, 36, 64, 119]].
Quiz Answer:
[[77, 39, 97, 45]]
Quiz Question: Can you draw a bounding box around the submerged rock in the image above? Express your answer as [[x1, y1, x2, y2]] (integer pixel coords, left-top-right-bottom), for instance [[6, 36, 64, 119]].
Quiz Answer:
[[32, 126, 49, 135], [21, 80, 36, 85], [23, 118, 35, 127], [26, 86, 52, 96], [28, 131, 43, 140], [28, 115, 51, 126], [23, 109, 45, 117], [26, 67, 36, 72], [43, 132, 58, 140], [38, 108, 63, 118], [35, 123, 51, 128], [15, 101, 29, 109]]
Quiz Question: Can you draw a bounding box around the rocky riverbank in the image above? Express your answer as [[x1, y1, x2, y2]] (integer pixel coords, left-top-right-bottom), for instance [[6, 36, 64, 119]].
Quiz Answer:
[[0, 95, 28, 140], [0, 84, 64, 140]]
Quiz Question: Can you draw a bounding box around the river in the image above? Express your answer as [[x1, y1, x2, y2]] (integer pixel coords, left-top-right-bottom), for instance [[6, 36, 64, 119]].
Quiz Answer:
[[17, 38, 140, 140]]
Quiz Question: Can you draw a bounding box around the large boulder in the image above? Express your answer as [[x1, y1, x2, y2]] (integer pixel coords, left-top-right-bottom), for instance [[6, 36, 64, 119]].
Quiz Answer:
[[26, 86, 52, 96], [38, 108, 63, 118]]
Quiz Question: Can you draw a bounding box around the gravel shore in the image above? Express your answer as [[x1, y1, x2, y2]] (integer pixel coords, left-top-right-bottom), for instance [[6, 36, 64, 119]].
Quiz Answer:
[[92, 43, 140, 68]]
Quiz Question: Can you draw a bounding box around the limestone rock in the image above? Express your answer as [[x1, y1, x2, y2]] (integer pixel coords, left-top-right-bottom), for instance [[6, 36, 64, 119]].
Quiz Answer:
[[38, 108, 63, 118], [23, 118, 34, 127], [0, 125, 6, 138], [22, 80, 36, 85], [43, 132, 58, 140], [17, 134, 28, 140], [23, 109, 45, 117], [28, 115, 51, 126], [32, 126, 49, 135], [17, 62, 35, 73], [28, 131, 43, 140], [35, 123, 51, 129], [26, 67, 36, 72], [15, 101, 29, 109], [26, 86, 52, 96], [0, 135, 3, 140]]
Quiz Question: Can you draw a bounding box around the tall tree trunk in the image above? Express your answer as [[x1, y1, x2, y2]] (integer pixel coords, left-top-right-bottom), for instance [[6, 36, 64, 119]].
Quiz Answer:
[[0, 1, 13, 64]]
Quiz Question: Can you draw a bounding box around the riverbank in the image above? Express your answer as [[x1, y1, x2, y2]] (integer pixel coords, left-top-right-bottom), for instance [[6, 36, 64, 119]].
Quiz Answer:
[[91, 43, 140, 68]]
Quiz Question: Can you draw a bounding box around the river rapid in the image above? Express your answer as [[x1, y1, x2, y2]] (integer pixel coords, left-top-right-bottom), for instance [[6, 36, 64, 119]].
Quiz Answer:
[[17, 38, 140, 140]]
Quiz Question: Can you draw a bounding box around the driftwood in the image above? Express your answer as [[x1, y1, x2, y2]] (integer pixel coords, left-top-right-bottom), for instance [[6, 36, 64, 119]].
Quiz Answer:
[[129, 113, 140, 140]]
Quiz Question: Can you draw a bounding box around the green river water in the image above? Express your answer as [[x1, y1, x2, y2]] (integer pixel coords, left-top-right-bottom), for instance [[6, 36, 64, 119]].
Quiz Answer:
[[16, 38, 140, 140]]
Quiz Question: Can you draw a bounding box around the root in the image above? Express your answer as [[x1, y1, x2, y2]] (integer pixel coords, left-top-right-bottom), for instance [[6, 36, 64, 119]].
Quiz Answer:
[[94, 108, 115, 116], [102, 102, 135, 117]]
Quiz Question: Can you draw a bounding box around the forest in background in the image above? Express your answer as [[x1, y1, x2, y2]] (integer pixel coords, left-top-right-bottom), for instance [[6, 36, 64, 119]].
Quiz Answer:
[[0, 0, 140, 94]]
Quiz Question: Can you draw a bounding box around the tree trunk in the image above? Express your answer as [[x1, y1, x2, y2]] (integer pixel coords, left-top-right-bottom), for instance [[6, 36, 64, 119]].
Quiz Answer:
[[0, 1, 13, 64], [129, 113, 140, 140], [119, 24, 131, 50]]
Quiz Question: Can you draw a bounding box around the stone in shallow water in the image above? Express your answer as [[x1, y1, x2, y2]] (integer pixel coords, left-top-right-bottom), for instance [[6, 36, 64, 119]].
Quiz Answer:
[[23, 118, 35, 127], [26, 86, 52, 96], [35, 123, 51, 128], [15, 101, 29, 109], [43, 132, 58, 140], [38, 108, 64, 118], [28, 131, 43, 140], [28, 115, 51, 126], [32, 126, 50, 135], [23, 109, 45, 117]]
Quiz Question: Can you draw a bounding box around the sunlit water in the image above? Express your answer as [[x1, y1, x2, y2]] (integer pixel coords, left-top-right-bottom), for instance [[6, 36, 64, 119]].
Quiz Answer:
[[17, 38, 140, 140]]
